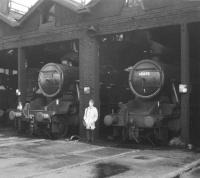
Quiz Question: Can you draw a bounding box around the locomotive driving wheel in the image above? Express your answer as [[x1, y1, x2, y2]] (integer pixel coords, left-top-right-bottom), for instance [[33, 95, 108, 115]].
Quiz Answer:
[[51, 116, 69, 139]]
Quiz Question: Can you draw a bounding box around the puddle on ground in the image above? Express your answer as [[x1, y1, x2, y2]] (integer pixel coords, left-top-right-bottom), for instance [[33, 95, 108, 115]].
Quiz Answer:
[[93, 162, 130, 178]]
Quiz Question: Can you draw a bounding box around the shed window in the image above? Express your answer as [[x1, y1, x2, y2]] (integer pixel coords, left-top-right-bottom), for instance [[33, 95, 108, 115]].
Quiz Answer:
[[41, 4, 55, 24]]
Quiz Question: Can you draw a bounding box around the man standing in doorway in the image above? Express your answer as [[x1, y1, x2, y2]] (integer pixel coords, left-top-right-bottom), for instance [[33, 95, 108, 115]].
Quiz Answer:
[[83, 99, 98, 143]]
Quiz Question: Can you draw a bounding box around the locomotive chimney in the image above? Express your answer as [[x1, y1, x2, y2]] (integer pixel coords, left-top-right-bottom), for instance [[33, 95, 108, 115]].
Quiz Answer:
[[0, 0, 9, 15]]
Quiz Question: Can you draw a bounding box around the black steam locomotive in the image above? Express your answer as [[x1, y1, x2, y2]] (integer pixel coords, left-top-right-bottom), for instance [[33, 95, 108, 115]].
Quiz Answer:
[[9, 63, 79, 138], [0, 69, 18, 125], [104, 58, 180, 144]]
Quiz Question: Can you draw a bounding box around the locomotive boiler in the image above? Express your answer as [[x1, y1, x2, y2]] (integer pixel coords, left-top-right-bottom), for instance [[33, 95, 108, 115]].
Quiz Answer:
[[104, 58, 180, 144], [10, 63, 79, 138]]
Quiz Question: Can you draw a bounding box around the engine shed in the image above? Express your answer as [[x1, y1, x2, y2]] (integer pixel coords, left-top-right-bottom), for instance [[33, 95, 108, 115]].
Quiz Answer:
[[0, 0, 200, 145]]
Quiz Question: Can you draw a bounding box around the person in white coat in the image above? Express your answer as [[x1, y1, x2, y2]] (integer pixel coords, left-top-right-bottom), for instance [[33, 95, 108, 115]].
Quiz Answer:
[[83, 99, 98, 143]]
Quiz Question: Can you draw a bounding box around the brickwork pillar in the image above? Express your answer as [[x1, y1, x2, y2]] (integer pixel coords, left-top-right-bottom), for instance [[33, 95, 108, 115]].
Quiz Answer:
[[180, 23, 190, 143], [79, 35, 100, 138], [18, 47, 27, 105]]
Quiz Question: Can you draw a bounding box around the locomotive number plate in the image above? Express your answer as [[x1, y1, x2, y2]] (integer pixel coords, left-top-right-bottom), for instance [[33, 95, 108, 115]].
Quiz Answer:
[[138, 71, 150, 76], [43, 73, 53, 79], [41, 71, 57, 79], [136, 70, 160, 78]]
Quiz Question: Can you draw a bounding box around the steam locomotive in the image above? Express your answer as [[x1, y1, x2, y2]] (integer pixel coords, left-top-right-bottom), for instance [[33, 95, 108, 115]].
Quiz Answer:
[[104, 58, 180, 144], [0, 68, 18, 125], [9, 63, 79, 138]]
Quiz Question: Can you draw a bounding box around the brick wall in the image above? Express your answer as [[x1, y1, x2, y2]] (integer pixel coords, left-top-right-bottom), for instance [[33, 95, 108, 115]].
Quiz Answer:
[[79, 34, 100, 138]]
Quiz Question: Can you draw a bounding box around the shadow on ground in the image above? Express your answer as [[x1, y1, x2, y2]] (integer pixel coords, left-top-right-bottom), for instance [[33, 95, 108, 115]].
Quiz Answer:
[[93, 162, 130, 178]]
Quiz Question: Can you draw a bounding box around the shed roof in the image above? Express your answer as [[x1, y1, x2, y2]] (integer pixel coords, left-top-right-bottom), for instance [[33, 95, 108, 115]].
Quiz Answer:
[[0, 11, 19, 27], [0, 0, 101, 27]]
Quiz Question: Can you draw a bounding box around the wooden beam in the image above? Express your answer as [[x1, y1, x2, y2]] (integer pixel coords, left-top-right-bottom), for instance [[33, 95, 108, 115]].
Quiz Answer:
[[79, 34, 100, 138], [18, 47, 27, 104], [180, 23, 190, 143]]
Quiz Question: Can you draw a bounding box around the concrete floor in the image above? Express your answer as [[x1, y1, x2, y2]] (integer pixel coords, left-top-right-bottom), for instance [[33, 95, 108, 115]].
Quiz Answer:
[[181, 167, 200, 178], [180, 164, 200, 178], [0, 128, 199, 178]]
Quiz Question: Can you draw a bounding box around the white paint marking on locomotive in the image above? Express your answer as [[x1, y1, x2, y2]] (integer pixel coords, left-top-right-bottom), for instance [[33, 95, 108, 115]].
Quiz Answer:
[[139, 71, 150, 76]]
